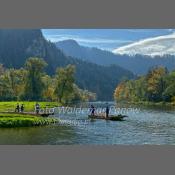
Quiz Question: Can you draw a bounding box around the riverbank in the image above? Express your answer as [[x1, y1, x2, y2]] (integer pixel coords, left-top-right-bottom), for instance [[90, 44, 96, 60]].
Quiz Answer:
[[0, 101, 61, 112], [0, 113, 58, 128], [116, 100, 175, 107]]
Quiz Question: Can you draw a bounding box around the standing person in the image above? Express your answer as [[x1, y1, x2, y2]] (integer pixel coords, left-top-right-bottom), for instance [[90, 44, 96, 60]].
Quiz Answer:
[[106, 104, 110, 118], [20, 104, 24, 113], [90, 105, 95, 116], [35, 103, 40, 114], [15, 103, 20, 113]]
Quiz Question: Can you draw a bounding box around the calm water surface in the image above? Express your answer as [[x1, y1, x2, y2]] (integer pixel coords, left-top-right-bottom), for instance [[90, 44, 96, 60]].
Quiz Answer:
[[0, 102, 175, 145]]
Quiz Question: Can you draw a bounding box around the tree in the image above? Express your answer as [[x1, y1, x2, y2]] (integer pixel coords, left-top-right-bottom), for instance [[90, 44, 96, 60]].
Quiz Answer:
[[0, 69, 14, 100], [71, 84, 96, 102], [42, 75, 55, 101], [114, 66, 171, 103], [0, 64, 5, 75], [114, 81, 127, 101], [7, 68, 27, 99], [145, 66, 167, 101], [54, 65, 75, 104], [0, 66, 26, 100], [162, 71, 175, 101], [0, 60, 97, 102], [23, 57, 47, 101]]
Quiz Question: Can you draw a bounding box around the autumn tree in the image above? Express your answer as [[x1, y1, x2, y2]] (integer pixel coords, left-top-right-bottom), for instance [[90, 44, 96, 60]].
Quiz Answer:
[[114, 66, 171, 103], [42, 75, 55, 101], [145, 66, 167, 101]]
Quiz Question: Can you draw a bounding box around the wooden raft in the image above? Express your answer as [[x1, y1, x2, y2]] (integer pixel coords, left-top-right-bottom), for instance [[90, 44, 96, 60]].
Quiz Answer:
[[88, 113, 128, 121]]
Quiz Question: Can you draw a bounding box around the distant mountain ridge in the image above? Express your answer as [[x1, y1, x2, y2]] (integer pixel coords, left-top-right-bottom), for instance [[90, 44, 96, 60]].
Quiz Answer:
[[56, 39, 118, 65], [0, 29, 134, 100], [56, 39, 175, 75]]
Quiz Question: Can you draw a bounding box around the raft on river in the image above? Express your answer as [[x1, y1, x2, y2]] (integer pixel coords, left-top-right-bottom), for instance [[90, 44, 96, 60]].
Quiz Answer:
[[88, 113, 128, 121]]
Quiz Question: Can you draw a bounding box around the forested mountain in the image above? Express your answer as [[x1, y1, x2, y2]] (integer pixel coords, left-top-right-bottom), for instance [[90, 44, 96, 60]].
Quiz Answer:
[[0, 29, 72, 74], [56, 40, 175, 75], [0, 29, 134, 100]]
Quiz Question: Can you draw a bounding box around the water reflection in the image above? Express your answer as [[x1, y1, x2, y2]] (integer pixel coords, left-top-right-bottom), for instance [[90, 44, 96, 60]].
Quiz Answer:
[[0, 125, 76, 145]]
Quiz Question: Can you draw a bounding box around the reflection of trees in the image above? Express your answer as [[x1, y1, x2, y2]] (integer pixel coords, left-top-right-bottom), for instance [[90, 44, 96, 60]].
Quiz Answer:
[[0, 125, 76, 145]]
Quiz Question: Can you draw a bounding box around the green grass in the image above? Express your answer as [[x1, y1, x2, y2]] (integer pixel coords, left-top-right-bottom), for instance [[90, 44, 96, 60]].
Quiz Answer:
[[0, 101, 61, 112], [0, 113, 59, 128]]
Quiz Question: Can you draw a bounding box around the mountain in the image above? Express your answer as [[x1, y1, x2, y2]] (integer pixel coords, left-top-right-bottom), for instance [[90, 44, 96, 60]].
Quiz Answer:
[[56, 39, 121, 65], [0, 29, 72, 74], [56, 39, 175, 75], [113, 33, 175, 57], [112, 54, 175, 75], [0, 29, 134, 100]]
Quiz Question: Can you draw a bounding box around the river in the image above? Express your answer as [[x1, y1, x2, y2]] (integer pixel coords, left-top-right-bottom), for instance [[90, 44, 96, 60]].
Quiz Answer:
[[0, 102, 175, 145]]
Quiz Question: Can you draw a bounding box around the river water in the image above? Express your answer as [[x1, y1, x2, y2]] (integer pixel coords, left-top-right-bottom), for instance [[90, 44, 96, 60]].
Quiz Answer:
[[0, 102, 175, 145]]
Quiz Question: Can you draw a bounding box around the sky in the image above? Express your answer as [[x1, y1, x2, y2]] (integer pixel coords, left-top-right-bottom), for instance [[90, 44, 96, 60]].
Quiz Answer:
[[42, 29, 175, 51]]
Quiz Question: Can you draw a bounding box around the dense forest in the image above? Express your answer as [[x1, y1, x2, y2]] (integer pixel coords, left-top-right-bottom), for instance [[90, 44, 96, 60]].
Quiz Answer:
[[0, 29, 134, 100], [0, 57, 96, 103], [114, 66, 175, 103]]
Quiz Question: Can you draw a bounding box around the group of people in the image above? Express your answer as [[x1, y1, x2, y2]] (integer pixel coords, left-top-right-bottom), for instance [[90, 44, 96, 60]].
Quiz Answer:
[[15, 102, 110, 117], [90, 103, 110, 118], [15, 103, 41, 114], [15, 103, 24, 113]]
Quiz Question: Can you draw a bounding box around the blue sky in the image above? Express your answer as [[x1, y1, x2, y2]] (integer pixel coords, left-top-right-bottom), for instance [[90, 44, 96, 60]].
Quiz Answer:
[[42, 29, 175, 51]]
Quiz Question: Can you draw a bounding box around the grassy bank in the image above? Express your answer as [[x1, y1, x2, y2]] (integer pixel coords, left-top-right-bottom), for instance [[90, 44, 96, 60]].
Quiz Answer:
[[0, 113, 59, 128], [0, 101, 61, 112]]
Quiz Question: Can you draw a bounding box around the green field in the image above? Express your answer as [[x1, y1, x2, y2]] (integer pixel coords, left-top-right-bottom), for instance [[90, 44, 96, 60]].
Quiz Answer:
[[0, 113, 59, 128], [0, 101, 61, 112]]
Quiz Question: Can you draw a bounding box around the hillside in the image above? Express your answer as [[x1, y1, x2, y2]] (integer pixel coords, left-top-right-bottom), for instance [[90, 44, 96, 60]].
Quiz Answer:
[[0, 29, 134, 100], [56, 39, 175, 75]]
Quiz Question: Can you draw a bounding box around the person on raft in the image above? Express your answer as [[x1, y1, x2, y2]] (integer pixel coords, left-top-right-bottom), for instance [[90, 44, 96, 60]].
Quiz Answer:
[[90, 105, 95, 116], [15, 103, 20, 112], [106, 104, 110, 118]]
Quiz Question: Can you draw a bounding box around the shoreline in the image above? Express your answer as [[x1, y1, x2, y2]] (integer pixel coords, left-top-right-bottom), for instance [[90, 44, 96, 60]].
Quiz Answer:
[[115, 101, 175, 107]]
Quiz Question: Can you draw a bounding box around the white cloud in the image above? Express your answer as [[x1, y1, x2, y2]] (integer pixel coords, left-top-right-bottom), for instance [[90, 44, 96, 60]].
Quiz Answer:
[[113, 32, 175, 57]]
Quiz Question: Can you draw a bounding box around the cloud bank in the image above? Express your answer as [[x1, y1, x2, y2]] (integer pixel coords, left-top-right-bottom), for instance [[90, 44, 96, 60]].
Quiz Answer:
[[113, 32, 175, 57]]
